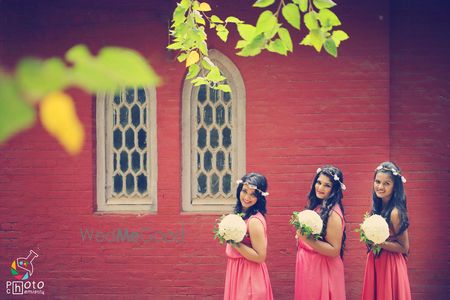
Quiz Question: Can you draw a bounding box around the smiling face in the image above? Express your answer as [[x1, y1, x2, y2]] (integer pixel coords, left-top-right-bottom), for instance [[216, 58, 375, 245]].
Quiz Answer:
[[315, 174, 333, 200], [374, 172, 394, 202], [240, 184, 258, 212]]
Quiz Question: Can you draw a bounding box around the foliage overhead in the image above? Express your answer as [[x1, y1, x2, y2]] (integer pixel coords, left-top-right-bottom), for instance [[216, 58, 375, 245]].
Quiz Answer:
[[1, 0, 348, 155], [0, 44, 160, 154], [168, 0, 349, 90]]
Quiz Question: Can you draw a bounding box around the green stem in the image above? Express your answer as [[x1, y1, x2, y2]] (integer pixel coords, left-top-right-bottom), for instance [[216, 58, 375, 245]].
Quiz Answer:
[[308, 0, 314, 13], [274, 0, 285, 17]]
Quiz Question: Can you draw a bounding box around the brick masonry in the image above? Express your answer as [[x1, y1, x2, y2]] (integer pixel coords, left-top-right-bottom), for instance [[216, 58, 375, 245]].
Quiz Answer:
[[0, 0, 448, 299]]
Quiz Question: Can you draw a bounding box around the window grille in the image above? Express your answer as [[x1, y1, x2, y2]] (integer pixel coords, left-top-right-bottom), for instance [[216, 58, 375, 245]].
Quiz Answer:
[[182, 50, 245, 212], [97, 87, 157, 212]]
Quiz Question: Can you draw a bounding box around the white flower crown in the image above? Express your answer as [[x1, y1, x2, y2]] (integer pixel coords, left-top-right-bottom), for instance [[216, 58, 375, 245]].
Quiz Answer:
[[236, 180, 269, 196], [375, 165, 407, 183], [316, 167, 347, 190]]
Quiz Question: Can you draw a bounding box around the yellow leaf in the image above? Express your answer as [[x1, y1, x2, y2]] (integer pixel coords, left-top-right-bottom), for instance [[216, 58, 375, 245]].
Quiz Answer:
[[186, 51, 200, 67], [57, 121, 84, 155], [198, 2, 212, 12], [40, 92, 84, 155]]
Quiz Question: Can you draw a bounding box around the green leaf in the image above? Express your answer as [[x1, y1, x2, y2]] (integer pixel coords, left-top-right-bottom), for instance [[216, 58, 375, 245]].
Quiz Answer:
[[301, 29, 325, 52], [217, 84, 231, 92], [300, 34, 311, 46], [66, 44, 160, 91], [198, 41, 208, 55], [216, 27, 229, 42], [282, 3, 301, 30], [324, 38, 337, 57], [0, 73, 36, 143], [256, 10, 279, 38], [192, 26, 207, 44], [172, 4, 187, 26], [216, 24, 226, 31], [267, 24, 281, 40], [177, 52, 188, 62], [202, 56, 216, 68], [194, 14, 205, 25], [235, 40, 248, 49], [167, 42, 182, 50], [201, 59, 212, 70], [299, 0, 308, 12], [225, 16, 244, 24], [191, 77, 209, 86], [309, 29, 326, 51], [16, 58, 69, 101], [304, 12, 319, 30], [172, 23, 188, 39], [253, 0, 275, 8], [236, 33, 266, 56], [372, 245, 381, 255], [211, 15, 224, 24], [266, 39, 288, 55], [179, 0, 191, 9], [278, 28, 293, 52], [313, 0, 336, 9], [331, 30, 349, 47], [206, 67, 226, 82], [186, 64, 201, 79], [317, 8, 341, 27], [237, 24, 257, 41]]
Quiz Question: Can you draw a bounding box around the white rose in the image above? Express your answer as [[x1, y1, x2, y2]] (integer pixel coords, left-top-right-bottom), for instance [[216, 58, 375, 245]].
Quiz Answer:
[[218, 214, 247, 243], [296, 209, 323, 235], [361, 214, 390, 244]]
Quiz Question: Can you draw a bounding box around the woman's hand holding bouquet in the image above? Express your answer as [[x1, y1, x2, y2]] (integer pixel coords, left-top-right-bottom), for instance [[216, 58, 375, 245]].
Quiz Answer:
[[290, 209, 323, 240], [356, 213, 390, 255], [214, 213, 247, 245]]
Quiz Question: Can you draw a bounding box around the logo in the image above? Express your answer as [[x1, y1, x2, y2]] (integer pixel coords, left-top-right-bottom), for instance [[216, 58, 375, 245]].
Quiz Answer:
[[10, 250, 38, 280], [5, 250, 45, 296]]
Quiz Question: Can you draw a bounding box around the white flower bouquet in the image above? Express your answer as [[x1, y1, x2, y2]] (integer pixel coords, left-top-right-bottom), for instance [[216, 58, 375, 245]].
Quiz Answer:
[[214, 213, 247, 245], [290, 209, 323, 240], [356, 213, 390, 255]]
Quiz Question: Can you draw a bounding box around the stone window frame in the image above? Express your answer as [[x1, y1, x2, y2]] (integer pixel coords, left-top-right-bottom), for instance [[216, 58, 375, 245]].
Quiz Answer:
[[96, 87, 158, 213], [182, 49, 246, 212]]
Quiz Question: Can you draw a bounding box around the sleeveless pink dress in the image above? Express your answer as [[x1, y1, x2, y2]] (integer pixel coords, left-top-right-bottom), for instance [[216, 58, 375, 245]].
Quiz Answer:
[[224, 212, 274, 300], [361, 230, 411, 300], [294, 205, 346, 300]]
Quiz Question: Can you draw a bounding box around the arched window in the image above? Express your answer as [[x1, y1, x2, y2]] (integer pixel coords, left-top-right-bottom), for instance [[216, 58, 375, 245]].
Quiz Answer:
[[182, 50, 246, 212], [96, 87, 157, 212]]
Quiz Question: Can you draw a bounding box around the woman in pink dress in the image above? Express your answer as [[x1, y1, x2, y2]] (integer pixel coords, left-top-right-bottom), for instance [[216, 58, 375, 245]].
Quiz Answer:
[[224, 172, 273, 300], [362, 162, 411, 300], [295, 165, 347, 300]]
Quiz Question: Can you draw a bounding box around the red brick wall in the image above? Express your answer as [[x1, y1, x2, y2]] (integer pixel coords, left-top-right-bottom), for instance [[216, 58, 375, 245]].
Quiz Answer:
[[0, 0, 448, 299], [390, 1, 450, 299]]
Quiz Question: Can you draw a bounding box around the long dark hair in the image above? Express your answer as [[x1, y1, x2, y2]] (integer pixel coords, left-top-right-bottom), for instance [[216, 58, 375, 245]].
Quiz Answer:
[[307, 165, 346, 257], [234, 172, 268, 220], [371, 161, 409, 236]]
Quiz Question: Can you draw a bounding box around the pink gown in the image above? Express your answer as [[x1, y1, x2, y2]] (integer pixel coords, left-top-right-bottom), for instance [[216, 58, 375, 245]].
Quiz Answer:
[[224, 212, 274, 300], [361, 232, 411, 300], [294, 205, 346, 300]]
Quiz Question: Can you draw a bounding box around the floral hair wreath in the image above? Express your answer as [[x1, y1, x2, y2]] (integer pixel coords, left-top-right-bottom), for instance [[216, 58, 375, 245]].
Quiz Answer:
[[316, 168, 347, 191], [236, 180, 270, 197], [375, 165, 407, 183]]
